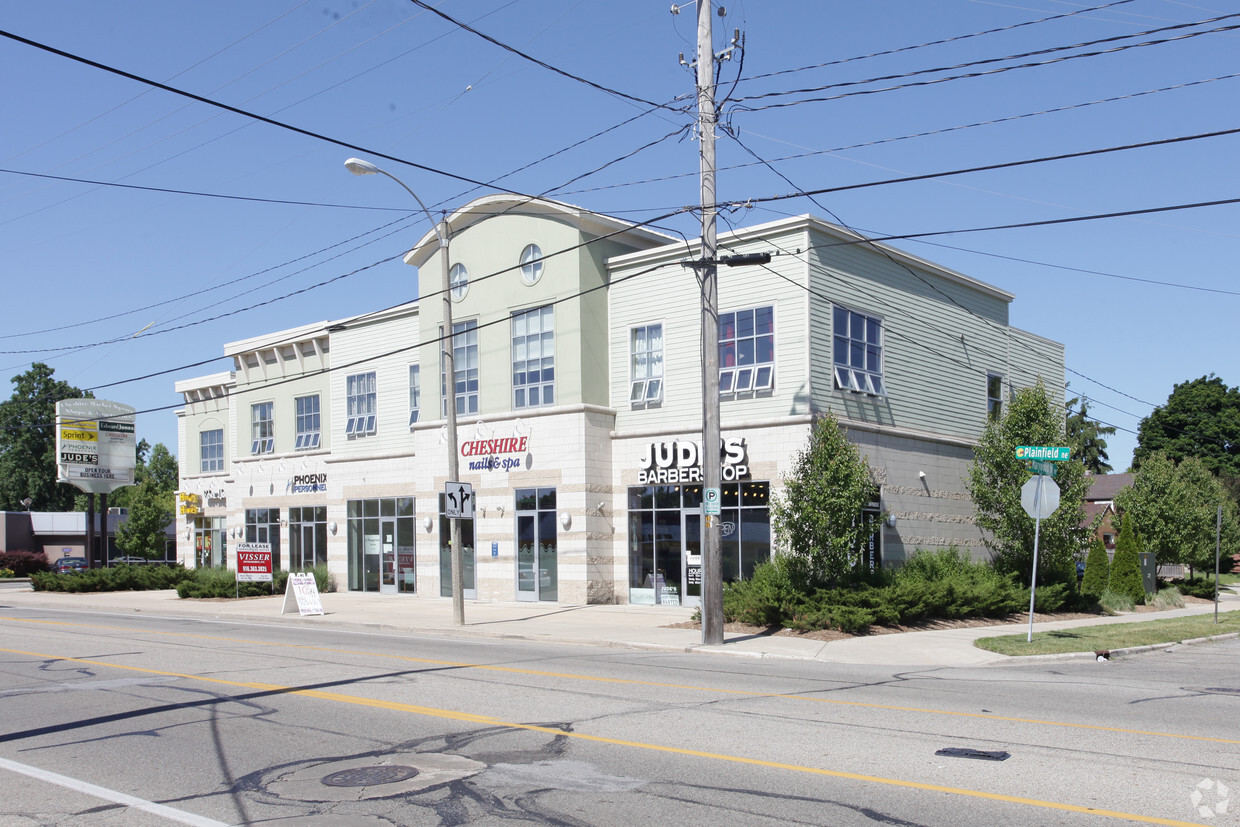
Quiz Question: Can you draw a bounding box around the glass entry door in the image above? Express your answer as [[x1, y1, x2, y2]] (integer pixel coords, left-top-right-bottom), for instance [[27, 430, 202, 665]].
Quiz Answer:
[[683, 512, 702, 606], [515, 487, 557, 602], [379, 518, 397, 595]]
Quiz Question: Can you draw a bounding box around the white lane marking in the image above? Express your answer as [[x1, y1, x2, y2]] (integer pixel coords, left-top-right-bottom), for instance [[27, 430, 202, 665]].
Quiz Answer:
[[0, 756, 232, 827]]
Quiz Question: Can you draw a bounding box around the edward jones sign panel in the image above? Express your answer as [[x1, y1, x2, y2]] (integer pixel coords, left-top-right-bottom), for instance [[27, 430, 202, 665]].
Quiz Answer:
[[55, 398, 137, 494]]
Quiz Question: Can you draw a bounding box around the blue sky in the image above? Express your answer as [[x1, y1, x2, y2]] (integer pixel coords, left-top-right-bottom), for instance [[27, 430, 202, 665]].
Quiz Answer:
[[2, 0, 1237, 472]]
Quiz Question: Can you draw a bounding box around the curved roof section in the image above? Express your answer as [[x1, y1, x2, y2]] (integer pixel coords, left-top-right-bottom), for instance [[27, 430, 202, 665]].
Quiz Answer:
[[402, 194, 675, 268]]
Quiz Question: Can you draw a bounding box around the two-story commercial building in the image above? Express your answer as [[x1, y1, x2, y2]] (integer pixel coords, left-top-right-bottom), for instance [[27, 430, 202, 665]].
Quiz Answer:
[[175, 194, 1063, 606]]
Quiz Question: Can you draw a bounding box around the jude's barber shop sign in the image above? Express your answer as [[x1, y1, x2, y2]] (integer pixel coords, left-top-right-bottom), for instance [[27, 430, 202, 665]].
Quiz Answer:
[[637, 437, 749, 484]]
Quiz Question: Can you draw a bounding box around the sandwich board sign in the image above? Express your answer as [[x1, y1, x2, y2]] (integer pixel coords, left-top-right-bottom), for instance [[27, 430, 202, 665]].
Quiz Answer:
[[281, 573, 324, 617]]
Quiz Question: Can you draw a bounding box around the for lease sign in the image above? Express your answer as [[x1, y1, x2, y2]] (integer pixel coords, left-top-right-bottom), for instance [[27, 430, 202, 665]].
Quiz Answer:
[[235, 542, 273, 582]]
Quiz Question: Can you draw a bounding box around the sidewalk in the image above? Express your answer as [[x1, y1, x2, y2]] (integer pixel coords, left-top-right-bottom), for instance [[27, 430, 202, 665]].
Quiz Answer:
[[1, 583, 1236, 666]]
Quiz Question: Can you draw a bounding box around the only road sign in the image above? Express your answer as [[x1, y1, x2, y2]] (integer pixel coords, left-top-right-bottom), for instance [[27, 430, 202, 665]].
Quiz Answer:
[[444, 481, 474, 519]]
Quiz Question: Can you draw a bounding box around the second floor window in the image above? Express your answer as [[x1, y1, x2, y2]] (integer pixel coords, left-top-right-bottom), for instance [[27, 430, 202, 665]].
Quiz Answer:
[[987, 374, 1004, 420], [629, 324, 663, 405], [719, 306, 774, 395], [833, 306, 884, 396], [251, 402, 274, 454], [295, 395, 321, 450], [346, 372, 377, 437], [200, 429, 224, 473], [442, 321, 479, 416], [512, 306, 554, 408], [409, 364, 421, 425]]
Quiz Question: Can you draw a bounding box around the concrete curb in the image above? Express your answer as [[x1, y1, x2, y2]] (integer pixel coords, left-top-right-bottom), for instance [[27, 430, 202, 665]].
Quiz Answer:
[[991, 630, 1240, 663]]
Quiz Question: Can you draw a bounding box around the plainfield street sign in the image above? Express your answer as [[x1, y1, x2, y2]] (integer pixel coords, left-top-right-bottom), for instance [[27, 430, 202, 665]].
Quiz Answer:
[[1015, 445, 1071, 462]]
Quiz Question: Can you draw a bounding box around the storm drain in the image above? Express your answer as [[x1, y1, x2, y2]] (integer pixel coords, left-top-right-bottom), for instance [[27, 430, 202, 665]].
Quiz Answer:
[[321, 766, 419, 787], [935, 748, 1010, 761]]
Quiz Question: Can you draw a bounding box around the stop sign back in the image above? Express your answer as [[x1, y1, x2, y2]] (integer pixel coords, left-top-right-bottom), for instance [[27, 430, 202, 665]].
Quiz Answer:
[[1021, 475, 1059, 519]]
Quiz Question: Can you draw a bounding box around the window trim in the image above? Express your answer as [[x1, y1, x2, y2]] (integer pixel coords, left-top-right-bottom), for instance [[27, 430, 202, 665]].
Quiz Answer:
[[441, 321, 479, 417], [449, 262, 469, 301], [200, 428, 224, 473], [719, 305, 775, 398], [408, 364, 421, 426], [629, 323, 664, 406], [345, 371, 377, 438], [512, 305, 555, 410], [519, 243, 544, 286], [251, 401, 274, 455], [987, 373, 1004, 421], [294, 394, 321, 451], [833, 305, 885, 397]]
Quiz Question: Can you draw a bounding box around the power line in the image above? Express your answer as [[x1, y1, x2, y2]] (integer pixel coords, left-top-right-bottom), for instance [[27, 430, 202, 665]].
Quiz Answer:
[[733, 17, 1240, 111], [737, 0, 1138, 84], [0, 167, 411, 211], [401, 0, 678, 113]]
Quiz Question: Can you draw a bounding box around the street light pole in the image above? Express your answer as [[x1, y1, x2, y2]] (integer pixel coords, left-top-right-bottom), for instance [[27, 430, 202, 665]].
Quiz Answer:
[[344, 158, 464, 626]]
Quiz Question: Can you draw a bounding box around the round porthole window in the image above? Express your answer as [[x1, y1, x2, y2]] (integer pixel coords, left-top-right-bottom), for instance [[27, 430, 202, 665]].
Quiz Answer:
[[519, 243, 543, 286], [449, 263, 469, 300]]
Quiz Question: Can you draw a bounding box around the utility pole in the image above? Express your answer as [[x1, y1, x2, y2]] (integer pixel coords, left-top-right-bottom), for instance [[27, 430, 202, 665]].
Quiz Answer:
[[697, 0, 724, 646], [441, 219, 465, 628]]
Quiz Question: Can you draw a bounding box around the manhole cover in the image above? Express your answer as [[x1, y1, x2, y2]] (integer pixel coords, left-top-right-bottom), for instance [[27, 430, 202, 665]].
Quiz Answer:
[[321, 766, 419, 787]]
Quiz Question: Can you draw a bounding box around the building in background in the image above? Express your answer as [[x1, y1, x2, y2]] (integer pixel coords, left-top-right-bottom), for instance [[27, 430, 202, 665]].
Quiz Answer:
[[175, 196, 1064, 606]]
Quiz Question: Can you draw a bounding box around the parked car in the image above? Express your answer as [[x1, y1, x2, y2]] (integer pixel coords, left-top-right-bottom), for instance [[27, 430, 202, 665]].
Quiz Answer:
[[110, 556, 148, 565], [52, 556, 88, 574]]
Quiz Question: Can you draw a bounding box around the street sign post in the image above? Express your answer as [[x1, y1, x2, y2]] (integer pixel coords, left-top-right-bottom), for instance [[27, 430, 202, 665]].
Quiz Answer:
[[1020, 473, 1061, 642]]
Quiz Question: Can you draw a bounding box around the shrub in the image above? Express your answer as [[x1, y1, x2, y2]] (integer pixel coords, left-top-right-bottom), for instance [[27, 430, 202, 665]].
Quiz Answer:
[[31, 563, 193, 593], [176, 564, 336, 600], [1099, 588, 1135, 613], [0, 550, 50, 577], [1177, 577, 1220, 600], [1146, 587, 1185, 610], [0, 568, 14, 578], [1081, 538, 1110, 599], [722, 554, 809, 627], [1108, 521, 1145, 604]]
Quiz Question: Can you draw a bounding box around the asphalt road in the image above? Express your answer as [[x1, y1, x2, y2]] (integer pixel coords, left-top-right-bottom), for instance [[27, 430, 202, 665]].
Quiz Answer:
[[0, 605, 1236, 826]]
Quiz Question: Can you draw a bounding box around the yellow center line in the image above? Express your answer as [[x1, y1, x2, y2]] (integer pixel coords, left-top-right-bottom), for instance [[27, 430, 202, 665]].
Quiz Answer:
[[0, 645, 1210, 827], [6, 616, 1237, 747]]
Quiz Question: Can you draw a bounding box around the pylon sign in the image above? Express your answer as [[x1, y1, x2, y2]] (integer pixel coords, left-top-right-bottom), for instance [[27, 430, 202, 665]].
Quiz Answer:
[[55, 398, 136, 495]]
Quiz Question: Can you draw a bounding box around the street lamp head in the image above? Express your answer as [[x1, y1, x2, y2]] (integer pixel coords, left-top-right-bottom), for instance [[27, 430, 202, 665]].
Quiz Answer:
[[344, 157, 381, 176]]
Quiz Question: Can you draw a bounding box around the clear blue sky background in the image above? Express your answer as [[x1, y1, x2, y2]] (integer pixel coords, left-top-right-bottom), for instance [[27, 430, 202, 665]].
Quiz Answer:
[[2, 0, 1237, 473]]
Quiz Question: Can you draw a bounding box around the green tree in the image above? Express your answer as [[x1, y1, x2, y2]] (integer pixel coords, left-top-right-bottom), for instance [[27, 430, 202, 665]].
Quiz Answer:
[[106, 441, 178, 511], [1065, 397, 1115, 474], [1081, 536, 1110, 599], [1134, 375, 1240, 476], [966, 381, 1091, 584], [1108, 519, 1145, 603], [1113, 452, 1240, 576], [0, 363, 91, 511], [114, 478, 173, 559], [769, 412, 879, 588]]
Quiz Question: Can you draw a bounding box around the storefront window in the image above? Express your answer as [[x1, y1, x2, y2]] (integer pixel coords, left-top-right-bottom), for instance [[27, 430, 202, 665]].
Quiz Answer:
[[245, 508, 281, 570], [289, 506, 326, 571], [193, 516, 227, 569], [627, 481, 770, 606], [346, 498, 415, 593]]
